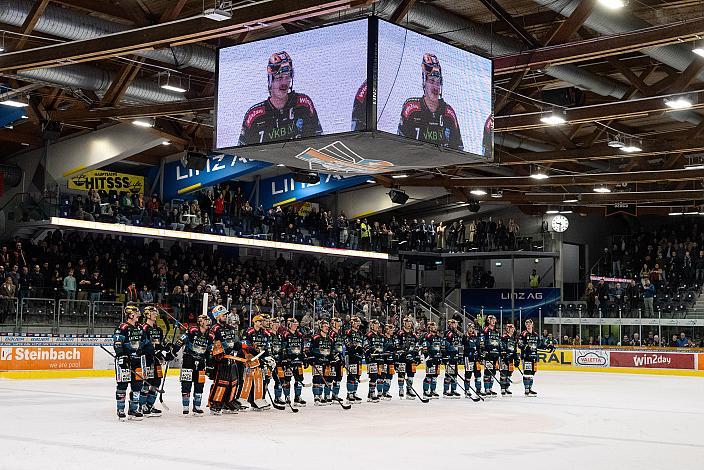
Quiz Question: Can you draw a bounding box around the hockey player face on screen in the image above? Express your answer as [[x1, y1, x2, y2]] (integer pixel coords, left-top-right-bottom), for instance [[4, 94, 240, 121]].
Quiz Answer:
[[424, 76, 442, 104], [270, 73, 292, 103]]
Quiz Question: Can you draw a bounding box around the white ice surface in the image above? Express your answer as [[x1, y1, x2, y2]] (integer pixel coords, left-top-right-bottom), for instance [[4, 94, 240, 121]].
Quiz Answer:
[[0, 371, 702, 470]]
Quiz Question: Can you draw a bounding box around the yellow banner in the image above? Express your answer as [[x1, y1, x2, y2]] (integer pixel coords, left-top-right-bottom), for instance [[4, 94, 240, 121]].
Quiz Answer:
[[68, 170, 144, 195]]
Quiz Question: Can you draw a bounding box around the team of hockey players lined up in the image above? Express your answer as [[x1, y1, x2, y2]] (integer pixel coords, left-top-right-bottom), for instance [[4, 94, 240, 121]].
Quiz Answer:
[[112, 304, 554, 420]]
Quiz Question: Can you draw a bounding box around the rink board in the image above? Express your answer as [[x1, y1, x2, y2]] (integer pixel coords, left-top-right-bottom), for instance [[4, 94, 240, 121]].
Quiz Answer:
[[1, 336, 704, 378]]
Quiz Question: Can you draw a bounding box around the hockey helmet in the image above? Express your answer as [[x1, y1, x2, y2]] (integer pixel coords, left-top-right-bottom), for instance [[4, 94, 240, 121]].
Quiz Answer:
[[197, 313, 211, 326], [253, 314, 264, 323], [422, 53, 442, 85], [211, 304, 228, 320], [124, 305, 140, 319], [267, 51, 294, 90]]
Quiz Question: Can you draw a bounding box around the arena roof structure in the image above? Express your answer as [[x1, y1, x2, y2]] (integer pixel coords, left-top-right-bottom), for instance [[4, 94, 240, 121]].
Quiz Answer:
[[1, 0, 704, 213]]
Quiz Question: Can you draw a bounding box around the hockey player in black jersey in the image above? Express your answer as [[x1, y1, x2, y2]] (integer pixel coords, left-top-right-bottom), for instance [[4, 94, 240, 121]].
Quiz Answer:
[[268, 317, 286, 407], [281, 317, 307, 407], [330, 317, 346, 403], [499, 323, 519, 396], [139, 305, 167, 417], [172, 313, 212, 415], [462, 322, 482, 398], [310, 319, 334, 405], [442, 318, 462, 398], [238, 51, 323, 146], [364, 319, 385, 403], [207, 305, 243, 414], [344, 316, 365, 404], [397, 53, 463, 151], [422, 321, 443, 399], [395, 317, 420, 399], [519, 319, 554, 396], [113, 305, 149, 420], [481, 315, 501, 397], [379, 323, 396, 400]]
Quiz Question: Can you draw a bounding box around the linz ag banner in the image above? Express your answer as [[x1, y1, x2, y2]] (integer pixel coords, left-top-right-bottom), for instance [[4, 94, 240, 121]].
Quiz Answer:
[[254, 172, 368, 209], [461, 288, 560, 317], [68, 170, 144, 196], [610, 351, 695, 370], [162, 154, 271, 200]]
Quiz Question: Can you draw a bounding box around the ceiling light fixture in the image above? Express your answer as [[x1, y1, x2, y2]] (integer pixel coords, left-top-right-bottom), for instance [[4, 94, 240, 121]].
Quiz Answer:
[[0, 98, 29, 108], [470, 189, 487, 196], [366, 179, 376, 184], [620, 144, 642, 153], [161, 141, 170, 146], [598, 0, 626, 9], [563, 198, 579, 203], [693, 46, 704, 58], [559, 210, 573, 214], [540, 113, 566, 126], [593, 186, 611, 193], [664, 97, 693, 110], [203, 8, 232, 21], [132, 118, 154, 128], [684, 210, 700, 215], [668, 211, 684, 216], [391, 174, 408, 179], [545, 209, 559, 214], [530, 167, 549, 180]]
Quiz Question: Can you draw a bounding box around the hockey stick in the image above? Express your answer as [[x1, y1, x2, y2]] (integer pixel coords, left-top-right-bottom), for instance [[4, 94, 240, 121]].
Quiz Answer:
[[453, 375, 481, 402], [409, 382, 430, 403], [318, 367, 351, 410], [100, 345, 164, 393], [265, 387, 287, 411]]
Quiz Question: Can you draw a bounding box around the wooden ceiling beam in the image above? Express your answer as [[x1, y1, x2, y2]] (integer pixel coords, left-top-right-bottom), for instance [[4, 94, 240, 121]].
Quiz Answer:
[[396, 168, 704, 188], [389, 0, 418, 24], [0, 0, 354, 72], [11, 0, 51, 51], [495, 16, 704, 74], [544, 0, 597, 46], [495, 91, 704, 132], [49, 97, 214, 121]]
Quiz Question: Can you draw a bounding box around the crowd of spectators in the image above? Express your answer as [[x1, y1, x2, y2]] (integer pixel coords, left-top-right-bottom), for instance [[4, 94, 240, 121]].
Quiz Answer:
[[0, 230, 423, 330], [59, 184, 528, 254], [554, 330, 702, 348], [583, 220, 704, 317]]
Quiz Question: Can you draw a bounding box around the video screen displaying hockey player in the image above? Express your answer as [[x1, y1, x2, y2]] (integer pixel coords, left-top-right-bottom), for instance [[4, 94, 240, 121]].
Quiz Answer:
[[376, 20, 493, 157], [215, 20, 368, 150]]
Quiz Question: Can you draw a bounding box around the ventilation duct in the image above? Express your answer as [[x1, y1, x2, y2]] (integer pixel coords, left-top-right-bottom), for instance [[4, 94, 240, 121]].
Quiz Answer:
[[0, 164, 23, 188], [0, 0, 216, 72]]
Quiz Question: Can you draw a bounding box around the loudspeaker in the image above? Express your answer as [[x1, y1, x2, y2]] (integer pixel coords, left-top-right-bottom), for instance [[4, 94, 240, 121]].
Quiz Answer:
[[468, 200, 480, 213], [183, 151, 208, 170], [292, 172, 320, 184], [388, 188, 409, 205]]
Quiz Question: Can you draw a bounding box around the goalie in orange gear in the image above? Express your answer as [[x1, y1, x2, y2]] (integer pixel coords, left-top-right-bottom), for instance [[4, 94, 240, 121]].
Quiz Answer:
[[239, 314, 272, 410]]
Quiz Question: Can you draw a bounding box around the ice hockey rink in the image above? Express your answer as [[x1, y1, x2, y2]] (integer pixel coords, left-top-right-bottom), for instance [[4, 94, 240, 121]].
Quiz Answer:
[[1, 371, 701, 470]]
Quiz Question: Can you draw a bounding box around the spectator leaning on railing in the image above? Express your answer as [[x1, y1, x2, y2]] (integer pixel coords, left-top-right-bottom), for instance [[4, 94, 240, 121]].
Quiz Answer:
[[0, 276, 17, 323]]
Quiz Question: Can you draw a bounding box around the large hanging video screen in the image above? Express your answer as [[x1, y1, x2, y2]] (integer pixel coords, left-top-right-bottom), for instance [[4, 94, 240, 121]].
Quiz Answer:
[[215, 20, 369, 150], [376, 20, 493, 158]]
